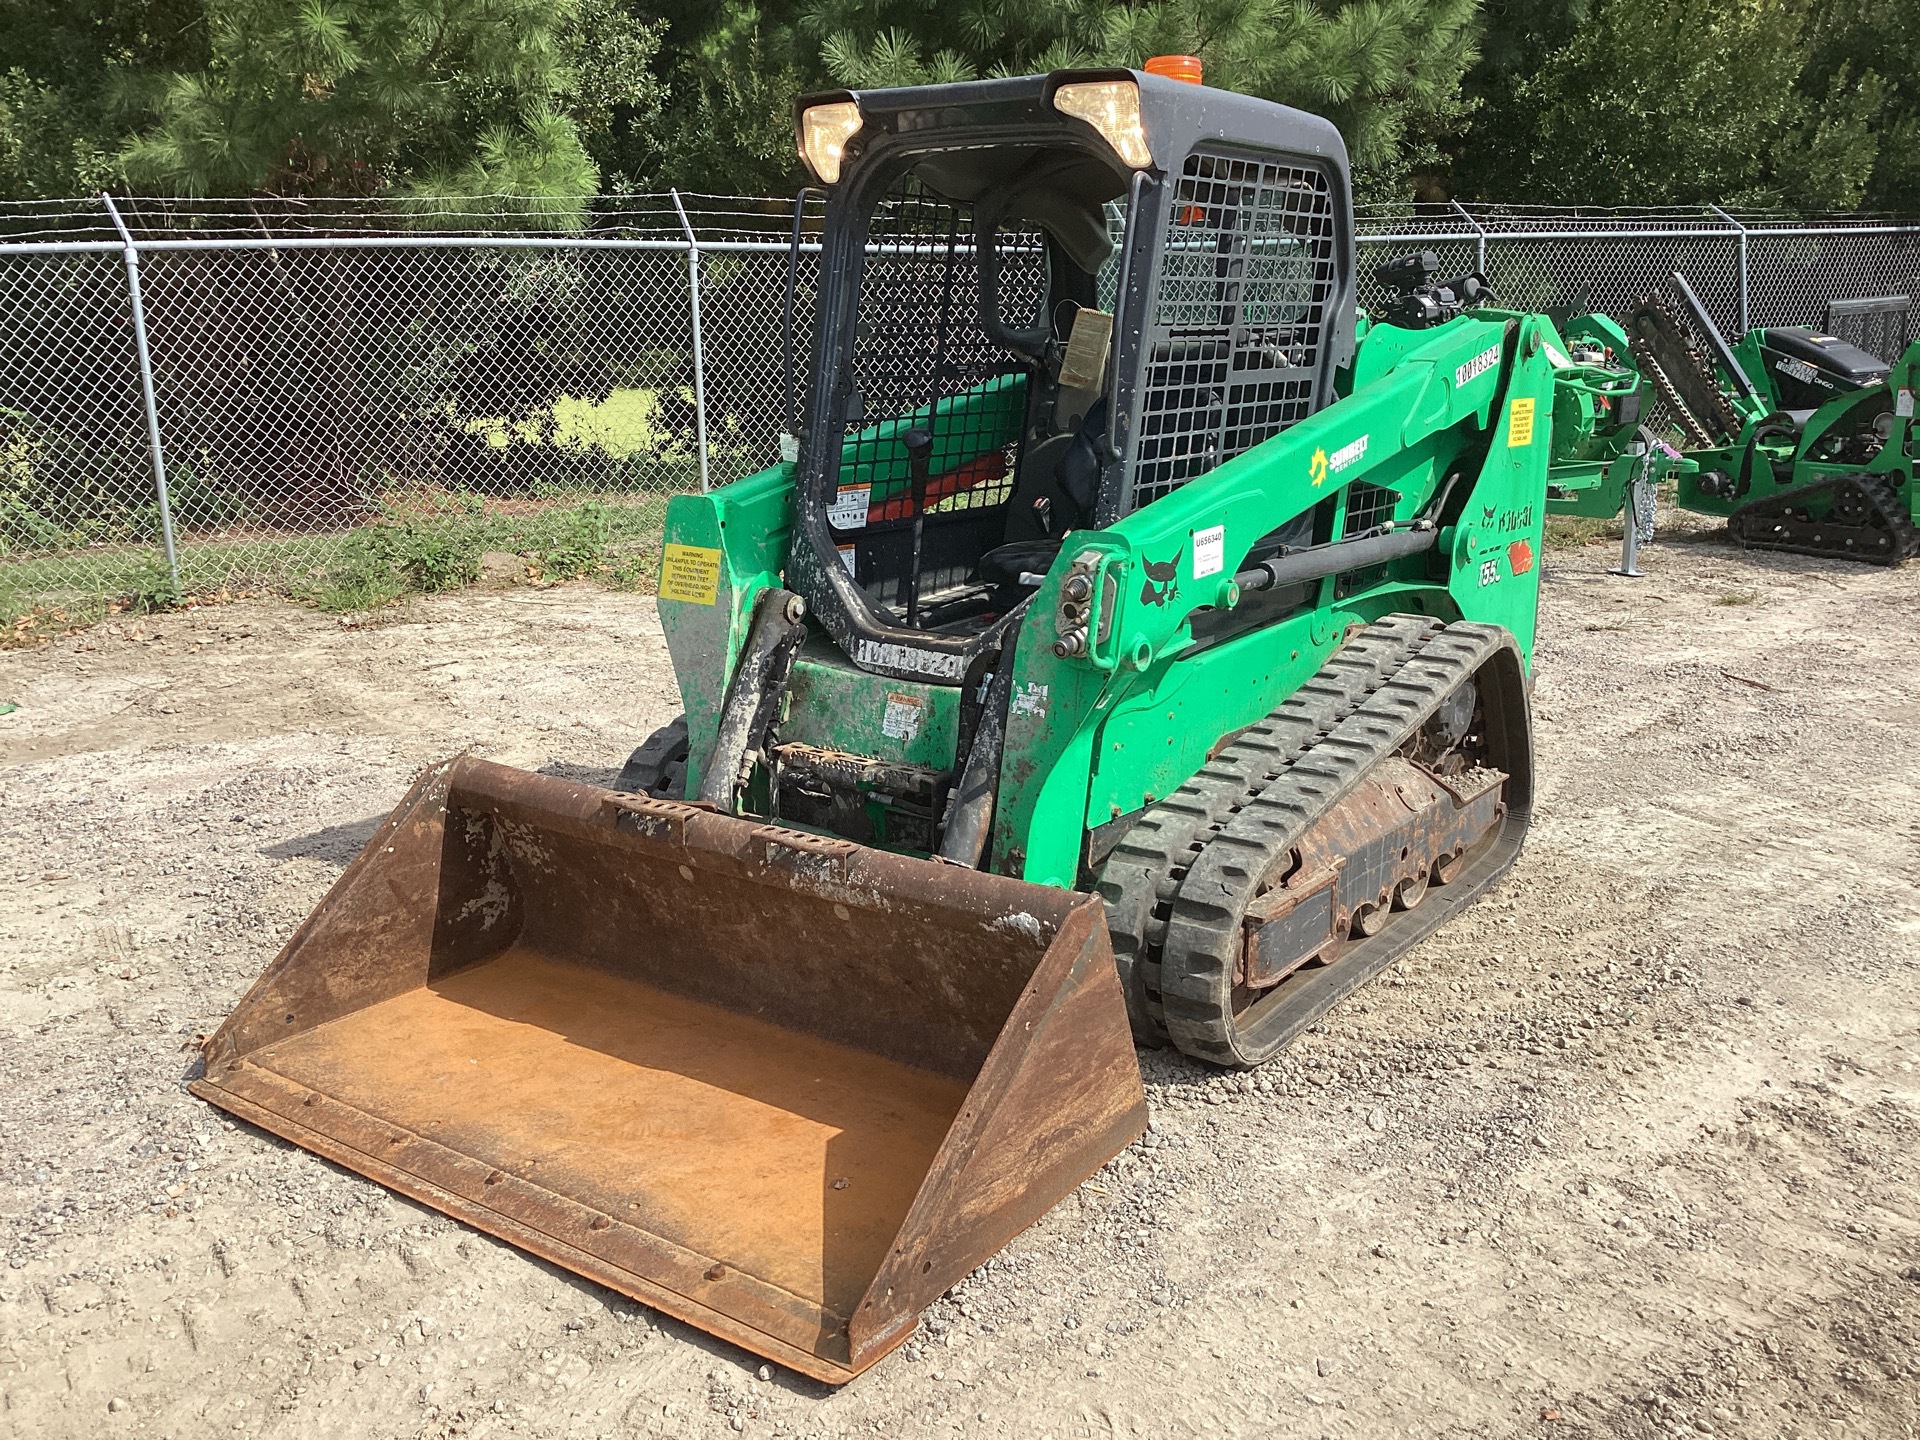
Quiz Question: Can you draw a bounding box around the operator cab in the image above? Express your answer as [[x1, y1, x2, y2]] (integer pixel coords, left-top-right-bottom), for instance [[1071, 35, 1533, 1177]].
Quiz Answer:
[[785, 69, 1355, 683]]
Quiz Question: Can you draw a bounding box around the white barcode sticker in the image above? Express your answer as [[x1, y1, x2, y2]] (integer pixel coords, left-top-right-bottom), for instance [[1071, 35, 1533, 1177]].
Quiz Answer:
[[829, 484, 871, 529], [1193, 524, 1226, 579], [1898, 388, 1915, 418]]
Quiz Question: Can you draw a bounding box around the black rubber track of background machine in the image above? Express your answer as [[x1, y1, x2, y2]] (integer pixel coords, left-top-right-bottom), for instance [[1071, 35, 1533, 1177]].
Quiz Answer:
[[1095, 615, 1442, 1047], [1157, 622, 1535, 1067], [1727, 474, 1920, 566]]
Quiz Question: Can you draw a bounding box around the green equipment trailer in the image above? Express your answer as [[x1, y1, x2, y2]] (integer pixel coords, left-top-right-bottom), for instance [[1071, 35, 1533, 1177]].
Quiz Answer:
[[196, 66, 1651, 1384]]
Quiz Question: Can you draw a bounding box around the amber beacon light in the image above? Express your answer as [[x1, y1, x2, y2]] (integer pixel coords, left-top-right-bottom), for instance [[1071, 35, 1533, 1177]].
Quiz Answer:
[[1144, 54, 1204, 85]]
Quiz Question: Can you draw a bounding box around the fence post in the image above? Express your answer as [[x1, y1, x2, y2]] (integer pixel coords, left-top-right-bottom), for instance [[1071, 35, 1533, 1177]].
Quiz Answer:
[[1451, 200, 1488, 275], [101, 192, 180, 587], [1710, 205, 1749, 335], [670, 190, 712, 493]]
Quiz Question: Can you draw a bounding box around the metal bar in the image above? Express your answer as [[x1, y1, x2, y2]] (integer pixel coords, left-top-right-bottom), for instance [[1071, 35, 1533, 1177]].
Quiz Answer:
[[0, 240, 124, 255], [1669, 269, 1760, 399], [1353, 232, 1483, 247], [1710, 205, 1750, 334], [1450, 201, 1488, 274], [11, 226, 1910, 261], [670, 189, 711, 493], [100, 193, 179, 590], [1234, 526, 1438, 593]]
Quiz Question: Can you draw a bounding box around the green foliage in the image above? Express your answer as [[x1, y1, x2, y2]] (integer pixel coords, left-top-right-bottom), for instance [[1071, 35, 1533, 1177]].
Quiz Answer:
[[313, 505, 488, 611], [1448, 0, 1920, 213], [116, 0, 663, 206], [1796, 0, 1920, 213], [0, 69, 120, 198], [297, 495, 660, 610], [1514, 0, 1811, 207], [8, 0, 1917, 225], [533, 501, 610, 580], [120, 554, 184, 614], [0, 0, 206, 198], [798, 0, 1479, 201]]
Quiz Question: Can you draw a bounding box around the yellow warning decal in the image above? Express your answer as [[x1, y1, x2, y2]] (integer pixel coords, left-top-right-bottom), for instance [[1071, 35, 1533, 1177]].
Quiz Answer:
[[1507, 396, 1537, 448], [659, 543, 722, 605]]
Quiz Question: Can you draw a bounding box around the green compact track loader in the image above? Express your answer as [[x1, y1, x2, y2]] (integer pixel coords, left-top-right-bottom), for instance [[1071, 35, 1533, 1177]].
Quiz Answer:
[[195, 68, 1616, 1383], [1623, 272, 1919, 562]]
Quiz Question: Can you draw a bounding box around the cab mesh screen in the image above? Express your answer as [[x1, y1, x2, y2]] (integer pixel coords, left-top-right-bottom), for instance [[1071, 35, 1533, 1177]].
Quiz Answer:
[[824, 179, 1044, 617], [1128, 151, 1336, 509]]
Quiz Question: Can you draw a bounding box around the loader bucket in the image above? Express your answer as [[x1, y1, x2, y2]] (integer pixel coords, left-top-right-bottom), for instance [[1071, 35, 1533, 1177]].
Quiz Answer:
[[191, 757, 1145, 1382]]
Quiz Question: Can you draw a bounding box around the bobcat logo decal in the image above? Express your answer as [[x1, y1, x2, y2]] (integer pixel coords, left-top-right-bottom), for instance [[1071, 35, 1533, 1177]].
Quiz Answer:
[[1140, 550, 1182, 607]]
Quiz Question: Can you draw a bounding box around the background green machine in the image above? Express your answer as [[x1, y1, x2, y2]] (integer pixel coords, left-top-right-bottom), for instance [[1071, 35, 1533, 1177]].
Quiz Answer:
[[631, 68, 1638, 1065], [1621, 273, 1919, 563]]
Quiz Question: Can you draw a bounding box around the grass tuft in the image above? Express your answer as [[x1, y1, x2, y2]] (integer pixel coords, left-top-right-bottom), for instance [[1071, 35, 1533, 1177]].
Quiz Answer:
[[1544, 515, 1621, 550]]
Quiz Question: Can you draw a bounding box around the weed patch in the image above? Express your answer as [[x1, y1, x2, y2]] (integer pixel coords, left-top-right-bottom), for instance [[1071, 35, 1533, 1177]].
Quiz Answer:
[[1544, 515, 1620, 550], [298, 495, 662, 612]]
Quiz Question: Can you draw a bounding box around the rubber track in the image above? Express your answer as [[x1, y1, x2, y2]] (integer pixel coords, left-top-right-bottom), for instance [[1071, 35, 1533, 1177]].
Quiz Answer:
[[1158, 622, 1517, 1066], [1094, 614, 1442, 1046], [1728, 473, 1920, 565]]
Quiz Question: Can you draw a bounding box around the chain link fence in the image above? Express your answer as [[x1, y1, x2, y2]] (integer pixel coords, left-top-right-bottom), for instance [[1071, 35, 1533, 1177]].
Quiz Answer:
[[4, 194, 1917, 623]]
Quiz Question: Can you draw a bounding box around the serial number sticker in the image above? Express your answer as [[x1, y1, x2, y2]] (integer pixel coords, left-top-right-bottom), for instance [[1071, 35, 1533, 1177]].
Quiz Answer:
[[855, 640, 966, 679], [828, 484, 872, 530], [658, 543, 722, 605], [1192, 524, 1226, 579], [1898, 388, 1915, 418], [837, 544, 858, 576], [881, 692, 923, 743], [1456, 342, 1503, 386], [1507, 397, 1537, 448], [1541, 343, 1571, 369]]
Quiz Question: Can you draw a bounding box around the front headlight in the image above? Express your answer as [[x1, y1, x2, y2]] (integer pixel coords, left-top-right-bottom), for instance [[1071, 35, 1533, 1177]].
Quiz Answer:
[[797, 101, 863, 185], [1052, 81, 1153, 170]]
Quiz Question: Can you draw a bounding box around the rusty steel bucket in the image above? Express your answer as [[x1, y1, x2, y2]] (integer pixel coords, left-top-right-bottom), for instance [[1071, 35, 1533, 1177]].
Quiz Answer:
[[190, 756, 1145, 1382]]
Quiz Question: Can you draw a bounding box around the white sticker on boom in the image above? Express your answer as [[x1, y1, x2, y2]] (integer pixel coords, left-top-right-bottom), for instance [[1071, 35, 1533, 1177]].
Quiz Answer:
[[1010, 681, 1050, 720], [837, 544, 858, 576], [1193, 524, 1226, 579], [1898, 388, 1915, 418], [1455, 343, 1502, 387], [881, 692, 923, 743], [1542, 343, 1572, 369], [828, 484, 871, 530]]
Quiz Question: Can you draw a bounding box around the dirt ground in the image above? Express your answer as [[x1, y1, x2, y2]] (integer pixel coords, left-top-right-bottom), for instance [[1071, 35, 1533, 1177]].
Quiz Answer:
[[2, 520, 1917, 1440]]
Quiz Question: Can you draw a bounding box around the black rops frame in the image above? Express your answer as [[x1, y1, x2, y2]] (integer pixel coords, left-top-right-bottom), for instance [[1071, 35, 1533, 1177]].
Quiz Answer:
[[786, 69, 1357, 687]]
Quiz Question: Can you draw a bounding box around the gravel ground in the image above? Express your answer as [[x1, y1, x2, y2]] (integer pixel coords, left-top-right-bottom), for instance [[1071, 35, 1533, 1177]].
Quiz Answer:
[[1, 525, 1917, 1439]]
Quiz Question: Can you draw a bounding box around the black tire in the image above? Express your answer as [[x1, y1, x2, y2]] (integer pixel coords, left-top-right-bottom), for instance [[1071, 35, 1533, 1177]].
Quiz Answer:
[[613, 716, 690, 798]]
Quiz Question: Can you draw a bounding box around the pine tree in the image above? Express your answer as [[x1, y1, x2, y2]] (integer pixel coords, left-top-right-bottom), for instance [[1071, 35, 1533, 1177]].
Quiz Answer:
[[795, 0, 1479, 201], [0, 0, 206, 199], [119, 0, 664, 211]]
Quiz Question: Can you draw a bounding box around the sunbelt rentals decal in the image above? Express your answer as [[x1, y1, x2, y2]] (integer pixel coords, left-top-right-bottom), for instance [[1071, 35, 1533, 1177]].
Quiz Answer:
[[1309, 435, 1369, 486]]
